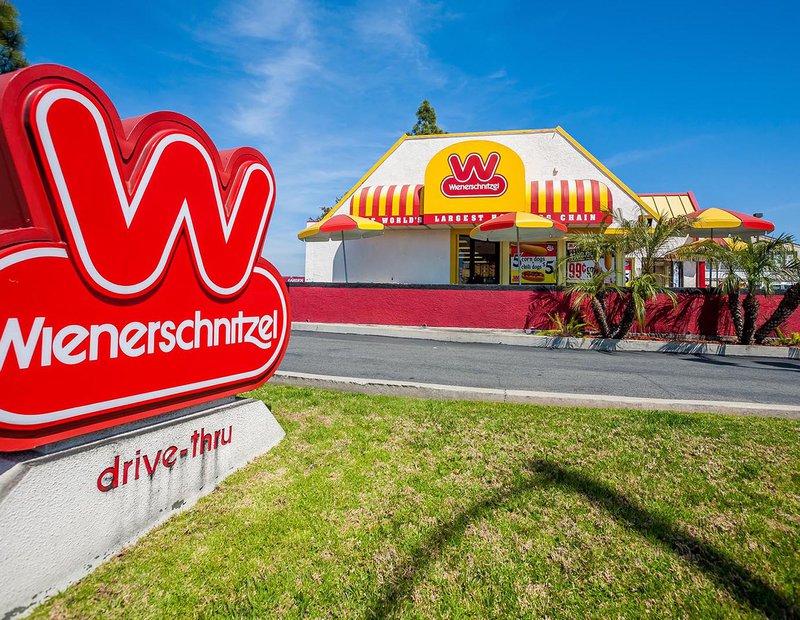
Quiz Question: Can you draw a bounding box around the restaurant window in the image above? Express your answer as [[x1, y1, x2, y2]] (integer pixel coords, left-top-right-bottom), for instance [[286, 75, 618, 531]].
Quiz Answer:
[[654, 259, 672, 283], [457, 235, 499, 284], [671, 261, 684, 287]]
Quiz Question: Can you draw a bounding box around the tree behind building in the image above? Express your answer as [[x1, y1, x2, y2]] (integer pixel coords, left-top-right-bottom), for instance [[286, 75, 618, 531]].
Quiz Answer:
[[409, 100, 445, 136], [308, 196, 343, 222], [0, 0, 27, 74]]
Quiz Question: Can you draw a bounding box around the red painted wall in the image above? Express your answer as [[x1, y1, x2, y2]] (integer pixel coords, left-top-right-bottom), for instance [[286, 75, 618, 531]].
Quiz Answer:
[[288, 284, 800, 338]]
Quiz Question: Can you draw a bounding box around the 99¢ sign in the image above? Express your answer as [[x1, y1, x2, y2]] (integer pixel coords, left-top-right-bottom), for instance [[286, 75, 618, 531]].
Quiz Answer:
[[566, 242, 615, 283], [0, 65, 290, 451], [567, 260, 591, 281]]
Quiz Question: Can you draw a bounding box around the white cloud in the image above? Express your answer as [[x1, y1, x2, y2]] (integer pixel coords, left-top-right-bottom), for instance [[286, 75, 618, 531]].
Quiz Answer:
[[186, 0, 518, 274], [195, 0, 320, 139], [353, 3, 429, 57], [227, 0, 313, 41], [604, 146, 671, 168], [231, 46, 320, 138], [604, 137, 709, 168], [351, 0, 454, 86], [766, 201, 800, 213]]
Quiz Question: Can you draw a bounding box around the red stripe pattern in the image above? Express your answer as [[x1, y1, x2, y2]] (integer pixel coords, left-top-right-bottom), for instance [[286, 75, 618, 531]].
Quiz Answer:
[[530, 180, 612, 227], [349, 184, 423, 226]]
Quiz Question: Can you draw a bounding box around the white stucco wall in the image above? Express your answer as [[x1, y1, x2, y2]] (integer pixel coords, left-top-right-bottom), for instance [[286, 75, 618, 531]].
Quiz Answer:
[[304, 237, 339, 282], [340, 131, 647, 222], [306, 228, 451, 283]]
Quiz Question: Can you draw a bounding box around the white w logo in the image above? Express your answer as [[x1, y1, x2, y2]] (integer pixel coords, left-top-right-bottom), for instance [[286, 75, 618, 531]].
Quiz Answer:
[[31, 86, 275, 299], [447, 152, 501, 183]]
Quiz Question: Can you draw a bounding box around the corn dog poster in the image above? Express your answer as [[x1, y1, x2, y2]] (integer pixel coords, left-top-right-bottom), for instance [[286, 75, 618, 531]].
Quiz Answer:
[[510, 243, 557, 284]]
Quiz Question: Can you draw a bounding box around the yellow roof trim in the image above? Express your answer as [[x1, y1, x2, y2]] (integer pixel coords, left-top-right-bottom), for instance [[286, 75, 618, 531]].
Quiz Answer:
[[323, 126, 660, 222], [320, 133, 409, 222], [554, 126, 660, 220], [404, 128, 557, 140]]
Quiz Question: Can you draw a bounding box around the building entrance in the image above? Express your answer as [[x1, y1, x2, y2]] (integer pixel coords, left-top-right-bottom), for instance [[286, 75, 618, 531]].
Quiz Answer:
[[457, 235, 500, 284]]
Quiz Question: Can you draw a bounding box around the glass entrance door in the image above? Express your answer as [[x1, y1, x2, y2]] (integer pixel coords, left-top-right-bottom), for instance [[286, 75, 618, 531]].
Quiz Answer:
[[457, 235, 500, 284]]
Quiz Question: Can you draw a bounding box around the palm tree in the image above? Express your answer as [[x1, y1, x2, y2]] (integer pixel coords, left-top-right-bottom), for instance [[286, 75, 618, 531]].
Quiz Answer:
[[678, 239, 745, 339], [754, 254, 800, 343], [678, 235, 792, 344], [565, 215, 686, 340], [566, 267, 619, 338]]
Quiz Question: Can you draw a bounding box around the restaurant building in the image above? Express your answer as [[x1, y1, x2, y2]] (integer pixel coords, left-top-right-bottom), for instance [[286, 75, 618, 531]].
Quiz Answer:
[[303, 128, 702, 287]]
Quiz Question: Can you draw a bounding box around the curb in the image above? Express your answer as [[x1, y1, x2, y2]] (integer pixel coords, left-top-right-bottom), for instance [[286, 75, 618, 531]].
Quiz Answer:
[[292, 322, 800, 359], [272, 371, 800, 420]]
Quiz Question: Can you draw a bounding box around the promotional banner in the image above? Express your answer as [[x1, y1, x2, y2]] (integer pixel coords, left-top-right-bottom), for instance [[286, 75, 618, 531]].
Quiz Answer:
[[565, 242, 615, 283], [510, 243, 557, 284], [0, 65, 290, 450], [565, 242, 631, 283]]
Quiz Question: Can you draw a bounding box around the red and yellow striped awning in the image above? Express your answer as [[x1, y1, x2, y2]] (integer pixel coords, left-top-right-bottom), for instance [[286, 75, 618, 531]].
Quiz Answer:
[[344, 180, 615, 228], [350, 185, 423, 226], [530, 180, 612, 226]]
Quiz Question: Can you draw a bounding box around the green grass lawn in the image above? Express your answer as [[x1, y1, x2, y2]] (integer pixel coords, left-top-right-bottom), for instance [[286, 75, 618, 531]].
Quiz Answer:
[[35, 386, 799, 619]]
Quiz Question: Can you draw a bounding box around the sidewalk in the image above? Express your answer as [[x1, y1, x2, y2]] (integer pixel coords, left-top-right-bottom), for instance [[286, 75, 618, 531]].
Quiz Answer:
[[273, 371, 800, 420], [292, 322, 800, 359]]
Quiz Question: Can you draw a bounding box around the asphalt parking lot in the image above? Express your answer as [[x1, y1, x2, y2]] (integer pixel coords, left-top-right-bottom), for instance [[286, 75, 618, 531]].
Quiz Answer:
[[282, 331, 800, 406]]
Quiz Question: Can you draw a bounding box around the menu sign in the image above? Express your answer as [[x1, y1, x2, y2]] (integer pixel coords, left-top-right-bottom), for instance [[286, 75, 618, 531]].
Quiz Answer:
[[510, 243, 557, 284], [564, 243, 633, 283], [566, 242, 615, 283]]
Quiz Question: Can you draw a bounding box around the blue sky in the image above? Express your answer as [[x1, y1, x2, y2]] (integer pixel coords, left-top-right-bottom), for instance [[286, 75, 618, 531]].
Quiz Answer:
[[17, 0, 800, 275]]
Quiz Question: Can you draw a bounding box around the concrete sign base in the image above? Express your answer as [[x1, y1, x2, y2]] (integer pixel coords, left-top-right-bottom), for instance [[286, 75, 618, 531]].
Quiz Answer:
[[0, 397, 285, 619]]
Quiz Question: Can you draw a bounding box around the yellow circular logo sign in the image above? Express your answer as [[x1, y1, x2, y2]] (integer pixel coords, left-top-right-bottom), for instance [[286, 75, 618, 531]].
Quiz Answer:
[[423, 140, 526, 225]]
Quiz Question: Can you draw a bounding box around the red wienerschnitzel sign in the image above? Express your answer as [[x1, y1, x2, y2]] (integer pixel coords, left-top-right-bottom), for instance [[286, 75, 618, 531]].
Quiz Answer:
[[0, 65, 290, 451]]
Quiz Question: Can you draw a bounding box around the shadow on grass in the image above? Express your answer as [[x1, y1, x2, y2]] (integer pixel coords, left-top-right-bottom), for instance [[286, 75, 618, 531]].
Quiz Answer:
[[366, 474, 531, 619], [527, 460, 797, 619], [367, 459, 797, 619]]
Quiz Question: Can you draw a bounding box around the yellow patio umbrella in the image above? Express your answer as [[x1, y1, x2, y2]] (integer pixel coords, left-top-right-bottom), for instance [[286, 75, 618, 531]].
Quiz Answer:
[[298, 214, 384, 283], [684, 208, 774, 238], [682, 209, 774, 286], [470, 212, 568, 285], [675, 237, 749, 255]]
